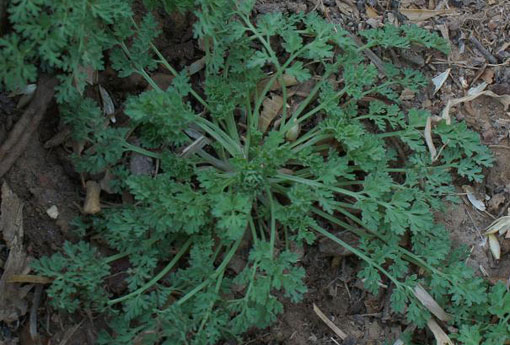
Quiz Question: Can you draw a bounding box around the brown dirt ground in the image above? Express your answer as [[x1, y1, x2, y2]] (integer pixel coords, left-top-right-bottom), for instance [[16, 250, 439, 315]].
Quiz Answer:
[[1, 0, 509, 344]]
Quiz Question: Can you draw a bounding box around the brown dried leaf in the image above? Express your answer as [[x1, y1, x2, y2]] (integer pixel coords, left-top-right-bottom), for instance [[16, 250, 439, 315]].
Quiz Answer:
[[488, 193, 505, 213], [427, 319, 454, 345], [335, 0, 359, 18], [480, 69, 495, 84], [413, 284, 451, 322], [488, 233, 501, 260], [0, 182, 31, 322], [259, 94, 283, 132], [256, 74, 298, 95], [366, 6, 379, 18], [399, 8, 457, 22]]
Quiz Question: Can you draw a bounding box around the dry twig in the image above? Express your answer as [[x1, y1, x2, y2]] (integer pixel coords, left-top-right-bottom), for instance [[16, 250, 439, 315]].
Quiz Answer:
[[0, 76, 58, 178]]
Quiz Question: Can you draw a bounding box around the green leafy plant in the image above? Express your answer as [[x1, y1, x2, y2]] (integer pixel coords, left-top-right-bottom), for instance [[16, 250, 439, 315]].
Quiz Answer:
[[2, 0, 508, 344]]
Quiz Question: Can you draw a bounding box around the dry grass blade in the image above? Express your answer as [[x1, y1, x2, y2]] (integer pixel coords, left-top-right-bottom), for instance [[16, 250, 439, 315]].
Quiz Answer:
[[442, 90, 510, 124], [399, 8, 457, 22], [413, 284, 451, 322], [427, 319, 454, 345], [7, 274, 53, 284], [484, 216, 510, 235], [313, 303, 348, 340], [424, 116, 437, 160]]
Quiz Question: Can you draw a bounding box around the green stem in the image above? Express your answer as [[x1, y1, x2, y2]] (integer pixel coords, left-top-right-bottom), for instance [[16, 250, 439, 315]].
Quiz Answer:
[[377, 130, 410, 138], [291, 133, 332, 153], [176, 237, 243, 306], [311, 223, 402, 288], [123, 143, 161, 159], [108, 238, 192, 306], [265, 185, 277, 256], [273, 173, 360, 199], [195, 117, 243, 157]]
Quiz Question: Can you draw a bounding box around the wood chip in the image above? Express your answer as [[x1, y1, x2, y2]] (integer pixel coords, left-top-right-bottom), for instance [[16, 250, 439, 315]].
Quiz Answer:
[[399, 8, 457, 22], [0, 182, 31, 322], [83, 181, 101, 215]]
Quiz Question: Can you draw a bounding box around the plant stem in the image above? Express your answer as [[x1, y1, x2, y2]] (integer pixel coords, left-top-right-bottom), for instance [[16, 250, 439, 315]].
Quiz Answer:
[[123, 143, 161, 159], [312, 223, 402, 288], [274, 173, 360, 199], [195, 117, 243, 156], [265, 185, 277, 256], [108, 238, 192, 306], [176, 237, 243, 306]]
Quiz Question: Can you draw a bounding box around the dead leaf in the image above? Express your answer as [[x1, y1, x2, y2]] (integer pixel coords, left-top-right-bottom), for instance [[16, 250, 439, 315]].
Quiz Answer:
[[0, 182, 31, 322], [187, 57, 206, 76], [437, 23, 449, 41], [259, 94, 283, 132], [427, 319, 454, 345], [257, 74, 298, 95], [463, 185, 486, 211], [480, 69, 495, 84], [313, 303, 348, 340], [413, 284, 451, 322], [488, 193, 505, 213], [400, 88, 415, 101], [488, 234, 501, 260], [335, 0, 359, 18], [442, 90, 510, 124], [83, 181, 101, 215], [99, 85, 115, 123], [366, 6, 379, 18], [484, 216, 510, 236], [79, 65, 97, 85], [432, 69, 451, 95], [399, 8, 457, 22]]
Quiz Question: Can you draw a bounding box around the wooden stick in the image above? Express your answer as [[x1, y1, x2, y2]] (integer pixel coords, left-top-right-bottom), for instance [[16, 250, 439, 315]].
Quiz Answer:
[[0, 76, 58, 178]]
